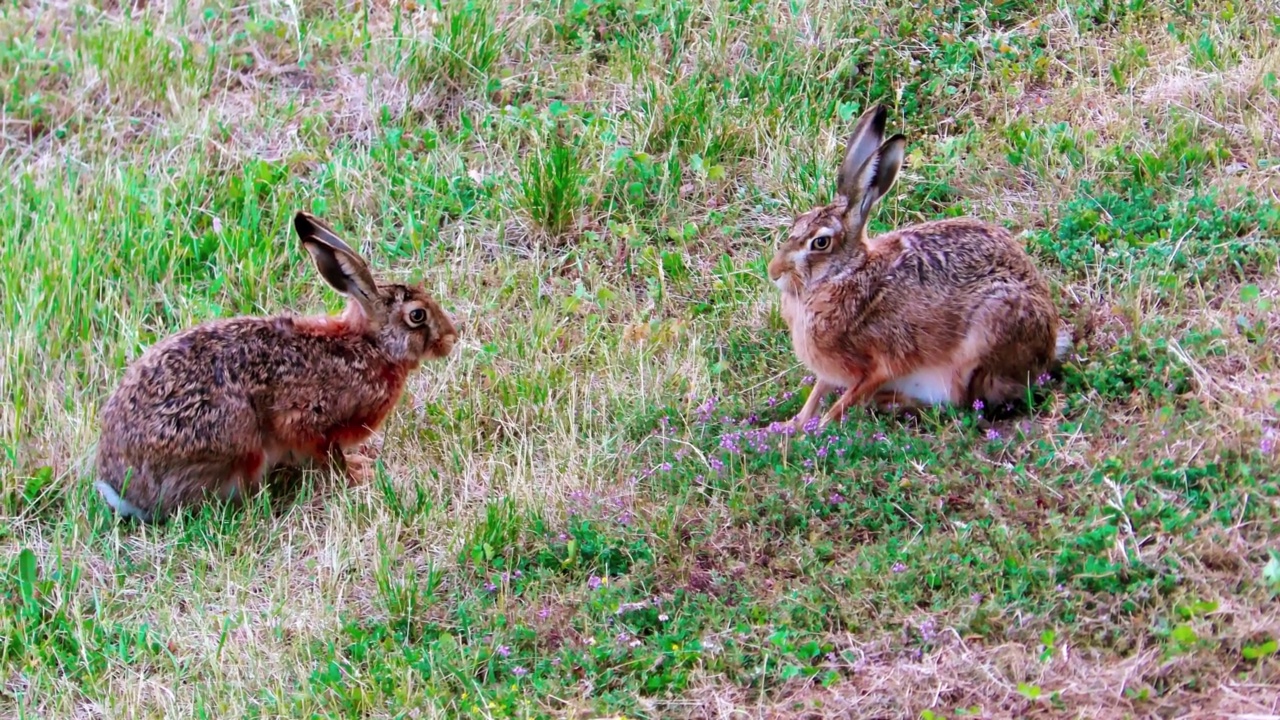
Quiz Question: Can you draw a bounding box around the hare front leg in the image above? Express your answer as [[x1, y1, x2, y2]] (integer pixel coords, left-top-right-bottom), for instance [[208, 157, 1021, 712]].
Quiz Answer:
[[819, 368, 891, 428], [342, 451, 375, 486], [321, 444, 375, 487], [791, 378, 837, 428]]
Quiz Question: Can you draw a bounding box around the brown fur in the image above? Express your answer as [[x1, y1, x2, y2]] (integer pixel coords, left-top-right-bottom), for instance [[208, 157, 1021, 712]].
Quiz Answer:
[[767, 105, 1064, 428], [93, 212, 458, 522]]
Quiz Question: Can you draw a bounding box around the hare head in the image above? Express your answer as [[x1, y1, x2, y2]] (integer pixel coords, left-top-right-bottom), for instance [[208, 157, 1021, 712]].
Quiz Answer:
[[294, 212, 457, 364], [768, 104, 906, 294]]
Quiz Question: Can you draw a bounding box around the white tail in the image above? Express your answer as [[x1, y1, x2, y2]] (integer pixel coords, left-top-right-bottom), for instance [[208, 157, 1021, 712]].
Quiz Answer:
[[1054, 325, 1074, 362], [95, 481, 153, 523]]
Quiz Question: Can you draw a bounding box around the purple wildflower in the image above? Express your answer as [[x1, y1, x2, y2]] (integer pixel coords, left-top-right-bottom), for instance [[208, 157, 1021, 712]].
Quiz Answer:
[[829, 492, 845, 505], [695, 396, 718, 423], [802, 416, 821, 434], [588, 575, 603, 590], [497, 645, 511, 657], [1262, 428, 1276, 455], [616, 632, 631, 644], [484, 582, 497, 592], [1036, 372, 1052, 387], [538, 607, 551, 620], [709, 457, 725, 473], [971, 593, 984, 604], [782, 391, 794, 401], [892, 562, 907, 574], [985, 427, 1001, 441], [919, 619, 937, 643], [512, 666, 528, 677], [720, 433, 741, 453], [972, 398, 984, 412], [802, 375, 815, 386], [659, 461, 673, 472]]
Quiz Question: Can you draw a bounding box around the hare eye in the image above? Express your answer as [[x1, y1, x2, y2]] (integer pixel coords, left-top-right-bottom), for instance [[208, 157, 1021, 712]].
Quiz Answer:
[[408, 308, 427, 326], [810, 235, 832, 251]]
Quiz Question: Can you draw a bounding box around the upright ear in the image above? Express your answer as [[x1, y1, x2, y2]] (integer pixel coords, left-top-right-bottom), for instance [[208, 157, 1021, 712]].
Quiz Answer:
[[841, 134, 906, 235], [293, 211, 385, 325], [836, 104, 889, 207]]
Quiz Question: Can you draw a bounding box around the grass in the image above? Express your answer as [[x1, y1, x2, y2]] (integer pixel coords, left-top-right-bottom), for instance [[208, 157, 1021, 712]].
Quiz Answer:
[[2, 0, 1279, 717]]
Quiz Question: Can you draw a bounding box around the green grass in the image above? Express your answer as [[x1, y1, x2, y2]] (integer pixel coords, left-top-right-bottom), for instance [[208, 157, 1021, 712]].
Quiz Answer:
[[3, 0, 1280, 717]]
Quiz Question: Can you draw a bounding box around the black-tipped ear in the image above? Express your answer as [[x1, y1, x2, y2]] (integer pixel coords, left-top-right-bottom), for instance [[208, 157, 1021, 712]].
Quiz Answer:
[[843, 134, 907, 234], [293, 211, 384, 324], [836, 104, 889, 205]]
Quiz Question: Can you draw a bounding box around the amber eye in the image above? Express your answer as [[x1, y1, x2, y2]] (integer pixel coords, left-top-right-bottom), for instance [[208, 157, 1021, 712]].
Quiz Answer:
[[810, 234, 832, 251], [408, 308, 427, 326]]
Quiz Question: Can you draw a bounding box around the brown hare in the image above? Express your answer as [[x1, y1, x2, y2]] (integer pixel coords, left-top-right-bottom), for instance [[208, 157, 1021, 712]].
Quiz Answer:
[[768, 104, 1070, 429], [94, 212, 458, 522]]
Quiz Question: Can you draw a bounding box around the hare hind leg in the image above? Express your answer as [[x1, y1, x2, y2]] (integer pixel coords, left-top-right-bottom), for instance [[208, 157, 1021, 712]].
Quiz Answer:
[[965, 294, 1058, 409]]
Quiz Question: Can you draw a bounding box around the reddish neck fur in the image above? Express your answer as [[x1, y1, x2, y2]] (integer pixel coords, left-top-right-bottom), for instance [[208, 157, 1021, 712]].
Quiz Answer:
[[293, 302, 369, 337]]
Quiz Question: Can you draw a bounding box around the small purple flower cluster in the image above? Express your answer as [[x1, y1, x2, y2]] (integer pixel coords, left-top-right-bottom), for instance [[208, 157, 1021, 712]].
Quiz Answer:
[[892, 561, 907, 574], [767, 420, 798, 437], [694, 396, 718, 424], [483, 569, 524, 593], [985, 427, 1001, 441], [1262, 427, 1276, 455], [719, 434, 741, 453], [1035, 372, 1052, 387]]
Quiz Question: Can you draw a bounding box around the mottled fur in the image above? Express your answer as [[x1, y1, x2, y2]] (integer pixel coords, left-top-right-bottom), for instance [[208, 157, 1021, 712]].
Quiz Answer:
[[94, 212, 457, 522], [768, 105, 1068, 428]]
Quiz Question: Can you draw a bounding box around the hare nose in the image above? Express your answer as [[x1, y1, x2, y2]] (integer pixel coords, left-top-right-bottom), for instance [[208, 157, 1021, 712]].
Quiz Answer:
[[767, 256, 786, 281]]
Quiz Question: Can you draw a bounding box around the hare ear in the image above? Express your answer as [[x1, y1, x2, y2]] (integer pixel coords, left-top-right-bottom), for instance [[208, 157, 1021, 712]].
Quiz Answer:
[[842, 134, 906, 234], [836, 104, 889, 206], [293, 212, 385, 325]]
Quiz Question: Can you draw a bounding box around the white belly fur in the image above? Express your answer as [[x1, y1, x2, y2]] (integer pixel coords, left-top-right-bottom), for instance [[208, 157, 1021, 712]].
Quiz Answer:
[[879, 365, 964, 405], [781, 292, 971, 406]]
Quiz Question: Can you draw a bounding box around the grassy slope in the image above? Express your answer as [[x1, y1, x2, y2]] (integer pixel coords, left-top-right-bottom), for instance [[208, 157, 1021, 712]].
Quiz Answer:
[[2, 0, 1279, 717]]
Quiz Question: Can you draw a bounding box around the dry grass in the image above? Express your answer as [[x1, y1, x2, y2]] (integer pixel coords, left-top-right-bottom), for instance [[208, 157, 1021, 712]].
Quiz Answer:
[[2, 0, 1279, 718]]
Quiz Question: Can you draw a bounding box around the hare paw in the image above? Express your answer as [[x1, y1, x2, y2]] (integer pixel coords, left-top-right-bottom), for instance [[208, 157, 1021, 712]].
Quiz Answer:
[[344, 453, 376, 486]]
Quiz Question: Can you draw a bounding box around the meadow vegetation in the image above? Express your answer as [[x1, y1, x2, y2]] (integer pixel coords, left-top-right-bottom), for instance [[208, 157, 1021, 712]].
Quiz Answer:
[[2, 0, 1279, 717]]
